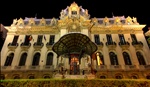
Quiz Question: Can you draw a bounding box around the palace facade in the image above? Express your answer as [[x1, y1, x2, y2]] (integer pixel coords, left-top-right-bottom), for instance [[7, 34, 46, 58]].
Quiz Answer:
[[1, 2, 150, 79]]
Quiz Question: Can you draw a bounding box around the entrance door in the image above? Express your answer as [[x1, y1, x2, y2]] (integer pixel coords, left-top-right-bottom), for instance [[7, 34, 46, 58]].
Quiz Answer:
[[70, 57, 80, 75]]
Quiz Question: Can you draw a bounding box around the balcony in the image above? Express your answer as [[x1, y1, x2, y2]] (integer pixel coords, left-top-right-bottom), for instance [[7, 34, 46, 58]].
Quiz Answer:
[[96, 42, 104, 49], [14, 66, 26, 70], [96, 65, 107, 71], [132, 41, 143, 50], [109, 65, 122, 71], [119, 41, 130, 50], [7, 43, 18, 50], [106, 42, 117, 50], [43, 65, 54, 71], [46, 42, 54, 50], [125, 65, 137, 71], [28, 65, 40, 70], [33, 42, 44, 50], [139, 65, 150, 71], [1, 66, 12, 70], [20, 42, 31, 50]]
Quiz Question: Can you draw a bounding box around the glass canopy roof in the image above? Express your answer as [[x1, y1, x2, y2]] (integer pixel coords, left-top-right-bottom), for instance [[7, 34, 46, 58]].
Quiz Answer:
[[52, 33, 98, 57]]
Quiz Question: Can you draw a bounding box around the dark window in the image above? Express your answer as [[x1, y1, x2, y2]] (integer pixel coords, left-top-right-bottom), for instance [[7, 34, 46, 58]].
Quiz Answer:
[[106, 34, 113, 43], [0, 75, 5, 80], [131, 34, 137, 43], [49, 35, 55, 45], [100, 76, 106, 79], [119, 34, 125, 43], [109, 52, 118, 65], [37, 35, 43, 45], [116, 75, 122, 79], [131, 76, 138, 79], [136, 51, 146, 65], [4, 53, 14, 66], [24, 35, 30, 45], [44, 76, 50, 79], [123, 52, 132, 65], [12, 35, 19, 45], [94, 34, 100, 45], [29, 75, 35, 79], [14, 75, 20, 79], [46, 53, 53, 65], [32, 53, 40, 66], [146, 75, 150, 79], [72, 11, 77, 15], [19, 53, 27, 66]]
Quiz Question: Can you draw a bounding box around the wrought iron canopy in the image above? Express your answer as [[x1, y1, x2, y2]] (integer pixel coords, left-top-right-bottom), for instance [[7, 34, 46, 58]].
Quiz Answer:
[[52, 33, 97, 57]]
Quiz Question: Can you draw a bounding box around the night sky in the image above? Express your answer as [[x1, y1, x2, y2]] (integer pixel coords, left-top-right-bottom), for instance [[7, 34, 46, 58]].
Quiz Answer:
[[0, 0, 150, 32]]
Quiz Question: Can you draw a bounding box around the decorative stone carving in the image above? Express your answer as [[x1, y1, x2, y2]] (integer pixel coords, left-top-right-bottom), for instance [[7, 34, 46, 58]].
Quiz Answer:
[[125, 16, 133, 24], [17, 18, 24, 26], [132, 17, 139, 24], [28, 18, 35, 26], [114, 17, 121, 25], [50, 17, 57, 26], [39, 17, 46, 26], [11, 18, 18, 26], [103, 17, 109, 25]]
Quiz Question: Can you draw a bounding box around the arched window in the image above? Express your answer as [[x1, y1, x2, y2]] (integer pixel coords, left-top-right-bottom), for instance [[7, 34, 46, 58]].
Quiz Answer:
[[109, 52, 118, 65], [0, 74, 5, 80], [146, 75, 150, 79], [131, 75, 138, 79], [100, 75, 106, 79], [28, 75, 35, 79], [32, 53, 40, 66], [44, 76, 50, 79], [115, 75, 122, 79], [136, 51, 146, 65], [19, 53, 27, 66], [123, 52, 132, 65], [4, 53, 14, 66], [13, 75, 20, 79], [46, 52, 53, 65]]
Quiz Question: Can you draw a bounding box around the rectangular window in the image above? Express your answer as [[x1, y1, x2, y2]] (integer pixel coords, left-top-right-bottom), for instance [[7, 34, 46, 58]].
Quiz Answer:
[[94, 34, 100, 45], [24, 35, 30, 45], [130, 34, 137, 43], [106, 34, 113, 43], [12, 35, 19, 45], [49, 35, 55, 45], [118, 34, 126, 43], [37, 35, 43, 45]]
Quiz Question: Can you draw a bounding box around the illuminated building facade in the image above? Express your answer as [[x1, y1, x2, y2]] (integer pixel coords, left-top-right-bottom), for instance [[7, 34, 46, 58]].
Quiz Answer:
[[1, 2, 150, 79]]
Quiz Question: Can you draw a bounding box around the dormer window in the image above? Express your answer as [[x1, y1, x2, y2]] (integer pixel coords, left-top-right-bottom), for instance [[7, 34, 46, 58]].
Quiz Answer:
[[72, 11, 77, 15]]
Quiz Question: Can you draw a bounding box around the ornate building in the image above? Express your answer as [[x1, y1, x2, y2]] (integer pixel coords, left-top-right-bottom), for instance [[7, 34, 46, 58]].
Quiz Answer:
[[1, 2, 150, 79]]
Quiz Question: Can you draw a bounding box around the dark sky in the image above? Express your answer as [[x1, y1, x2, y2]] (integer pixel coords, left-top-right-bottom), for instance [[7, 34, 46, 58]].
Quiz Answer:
[[0, 0, 150, 32]]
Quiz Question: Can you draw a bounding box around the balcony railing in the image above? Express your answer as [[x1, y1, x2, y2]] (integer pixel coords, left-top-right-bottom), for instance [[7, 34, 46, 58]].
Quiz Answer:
[[132, 41, 143, 49], [1, 66, 12, 70], [43, 65, 54, 71], [28, 65, 40, 70], [33, 42, 44, 50], [20, 42, 31, 49], [119, 41, 130, 49], [96, 42, 103, 49], [14, 66, 26, 70], [96, 65, 107, 71], [7, 43, 18, 50], [110, 65, 122, 71], [125, 65, 137, 70], [105, 42, 117, 49]]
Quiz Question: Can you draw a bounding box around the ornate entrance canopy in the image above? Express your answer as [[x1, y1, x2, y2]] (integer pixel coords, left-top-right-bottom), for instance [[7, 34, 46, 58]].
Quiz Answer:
[[52, 33, 97, 57]]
